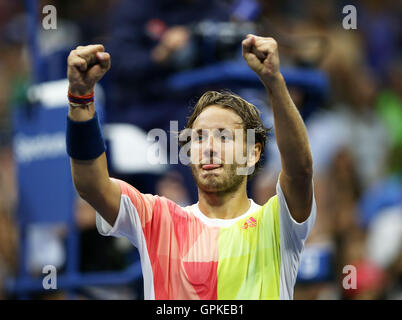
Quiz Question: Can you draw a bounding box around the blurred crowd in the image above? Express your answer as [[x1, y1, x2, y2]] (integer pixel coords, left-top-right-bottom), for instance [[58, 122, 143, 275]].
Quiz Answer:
[[0, 0, 401, 299]]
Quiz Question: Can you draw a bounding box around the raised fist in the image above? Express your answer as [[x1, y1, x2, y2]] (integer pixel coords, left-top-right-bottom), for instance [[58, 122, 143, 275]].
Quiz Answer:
[[67, 44, 111, 95], [242, 35, 280, 84]]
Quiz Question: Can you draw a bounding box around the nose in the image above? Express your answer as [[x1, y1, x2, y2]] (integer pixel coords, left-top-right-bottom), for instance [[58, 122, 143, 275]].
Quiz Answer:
[[203, 133, 217, 157]]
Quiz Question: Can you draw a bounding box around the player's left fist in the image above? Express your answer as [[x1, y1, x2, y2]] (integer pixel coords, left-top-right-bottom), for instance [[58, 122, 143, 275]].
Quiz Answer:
[[242, 35, 280, 84]]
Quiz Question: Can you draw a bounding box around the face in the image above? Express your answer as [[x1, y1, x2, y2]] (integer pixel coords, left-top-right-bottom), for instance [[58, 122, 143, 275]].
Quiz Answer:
[[189, 105, 260, 193]]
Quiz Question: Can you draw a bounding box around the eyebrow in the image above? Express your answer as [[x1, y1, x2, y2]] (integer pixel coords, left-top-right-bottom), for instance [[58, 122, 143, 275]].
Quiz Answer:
[[193, 128, 234, 133]]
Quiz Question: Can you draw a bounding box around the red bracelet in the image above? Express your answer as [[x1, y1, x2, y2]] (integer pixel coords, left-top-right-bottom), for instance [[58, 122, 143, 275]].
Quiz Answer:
[[68, 91, 94, 104]]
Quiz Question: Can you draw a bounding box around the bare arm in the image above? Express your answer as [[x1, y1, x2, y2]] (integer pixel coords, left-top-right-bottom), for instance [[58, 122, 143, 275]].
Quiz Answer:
[[67, 45, 121, 226], [242, 35, 313, 223]]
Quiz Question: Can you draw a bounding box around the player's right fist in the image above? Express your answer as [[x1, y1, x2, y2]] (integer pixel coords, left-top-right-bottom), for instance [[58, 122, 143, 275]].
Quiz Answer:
[[67, 44, 111, 95]]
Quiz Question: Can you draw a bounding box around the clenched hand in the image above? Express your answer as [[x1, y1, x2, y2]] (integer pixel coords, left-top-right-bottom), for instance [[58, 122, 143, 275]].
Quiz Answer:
[[67, 44, 111, 95], [242, 35, 281, 87]]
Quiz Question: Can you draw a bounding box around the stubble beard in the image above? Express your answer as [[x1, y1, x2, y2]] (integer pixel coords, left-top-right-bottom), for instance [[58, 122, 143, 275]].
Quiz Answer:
[[190, 163, 246, 195]]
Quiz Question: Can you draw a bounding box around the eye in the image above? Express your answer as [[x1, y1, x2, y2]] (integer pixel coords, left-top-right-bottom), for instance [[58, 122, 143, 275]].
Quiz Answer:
[[192, 131, 206, 143], [219, 130, 233, 142]]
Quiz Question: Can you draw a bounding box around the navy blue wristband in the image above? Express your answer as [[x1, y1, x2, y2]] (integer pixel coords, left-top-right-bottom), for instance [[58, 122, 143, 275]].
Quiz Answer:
[[66, 112, 106, 160]]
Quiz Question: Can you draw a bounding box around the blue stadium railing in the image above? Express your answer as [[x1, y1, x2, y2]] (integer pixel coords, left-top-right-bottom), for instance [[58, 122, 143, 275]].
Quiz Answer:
[[169, 60, 329, 94]]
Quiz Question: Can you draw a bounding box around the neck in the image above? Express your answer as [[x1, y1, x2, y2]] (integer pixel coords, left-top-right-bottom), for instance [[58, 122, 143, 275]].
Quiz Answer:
[[197, 180, 251, 219]]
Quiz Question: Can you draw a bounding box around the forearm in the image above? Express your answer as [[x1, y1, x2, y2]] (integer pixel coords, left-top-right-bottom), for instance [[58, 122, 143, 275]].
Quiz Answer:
[[68, 101, 110, 198], [264, 74, 313, 178]]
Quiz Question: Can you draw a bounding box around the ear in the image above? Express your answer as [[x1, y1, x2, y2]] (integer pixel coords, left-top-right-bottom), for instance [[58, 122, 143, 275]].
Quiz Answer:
[[247, 142, 262, 168]]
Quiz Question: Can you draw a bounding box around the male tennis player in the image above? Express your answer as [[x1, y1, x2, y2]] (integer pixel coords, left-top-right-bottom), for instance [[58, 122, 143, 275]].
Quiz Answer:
[[66, 35, 316, 299]]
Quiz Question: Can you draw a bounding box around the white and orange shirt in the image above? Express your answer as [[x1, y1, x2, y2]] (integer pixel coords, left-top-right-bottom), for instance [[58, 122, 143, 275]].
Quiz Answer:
[[96, 178, 316, 300]]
